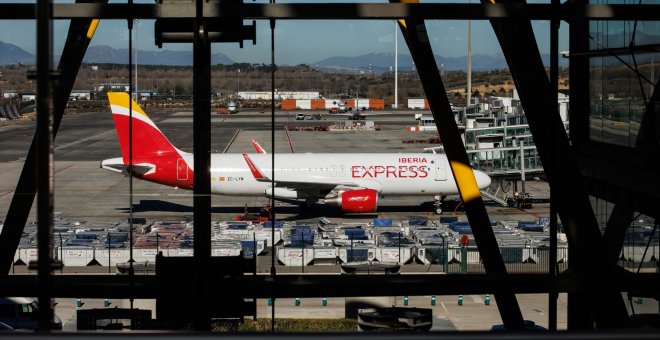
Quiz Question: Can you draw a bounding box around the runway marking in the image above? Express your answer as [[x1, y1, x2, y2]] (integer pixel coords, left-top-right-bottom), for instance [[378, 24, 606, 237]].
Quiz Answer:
[[222, 129, 241, 153], [0, 164, 74, 198], [518, 208, 543, 219], [0, 189, 15, 198], [54, 129, 116, 151], [9, 130, 115, 163]]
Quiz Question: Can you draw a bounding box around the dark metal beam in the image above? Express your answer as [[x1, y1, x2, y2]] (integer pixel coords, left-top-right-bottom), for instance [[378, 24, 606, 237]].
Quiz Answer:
[[36, 0, 54, 331], [568, 0, 590, 145], [484, 0, 630, 330], [392, 0, 524, 330], [549, 0, 560, 331], [579, 166, 659, 220], [603, 204, 635, 264], [1, 272, 658, 299], [192, 0, 212, 331], [0, 2, 107, 275], [1, 3, 660, 20]]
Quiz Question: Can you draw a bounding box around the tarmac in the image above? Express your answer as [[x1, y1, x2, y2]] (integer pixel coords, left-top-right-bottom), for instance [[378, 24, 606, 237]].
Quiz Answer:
[[52, 294, 572, 331], [1, 108, 568, 332], [0, 109, 551, 223]]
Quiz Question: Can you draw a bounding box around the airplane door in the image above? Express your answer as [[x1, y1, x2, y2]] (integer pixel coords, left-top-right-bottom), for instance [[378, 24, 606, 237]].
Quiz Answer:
[[177, 158, 189, 181], [339, 165, 346, 177], [435, 158, 447, 181]]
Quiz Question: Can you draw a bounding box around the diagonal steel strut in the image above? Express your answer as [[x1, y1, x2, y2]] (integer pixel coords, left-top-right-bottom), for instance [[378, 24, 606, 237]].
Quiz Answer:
[[484, 0, 630, 329], [0, 0, 107, 275], [392, 0, 525, 330]]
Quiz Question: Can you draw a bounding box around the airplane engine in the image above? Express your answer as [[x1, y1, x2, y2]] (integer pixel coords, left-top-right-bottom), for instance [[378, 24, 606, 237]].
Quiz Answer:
[[325, 189, 378, 213]]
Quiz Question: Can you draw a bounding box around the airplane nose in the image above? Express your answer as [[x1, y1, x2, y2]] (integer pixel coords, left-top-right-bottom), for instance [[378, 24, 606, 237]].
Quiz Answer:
[[475, 170, 491, 189]]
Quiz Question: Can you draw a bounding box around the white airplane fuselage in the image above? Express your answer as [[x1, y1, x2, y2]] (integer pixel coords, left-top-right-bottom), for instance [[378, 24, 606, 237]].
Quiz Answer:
[[170, 153, 489, 198]]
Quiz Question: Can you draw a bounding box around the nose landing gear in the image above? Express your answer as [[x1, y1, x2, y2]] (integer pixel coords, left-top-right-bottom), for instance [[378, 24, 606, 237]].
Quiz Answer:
[[433, 195, 447, 215]]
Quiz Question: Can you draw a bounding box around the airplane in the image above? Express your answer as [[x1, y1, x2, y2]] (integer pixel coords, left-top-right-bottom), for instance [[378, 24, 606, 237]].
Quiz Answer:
[[227, 101, 238, 114], [101, 92, 492, 214]]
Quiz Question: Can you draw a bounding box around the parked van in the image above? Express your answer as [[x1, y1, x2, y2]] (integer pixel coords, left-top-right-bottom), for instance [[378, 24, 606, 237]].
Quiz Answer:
[[0, 297, 62, 330]]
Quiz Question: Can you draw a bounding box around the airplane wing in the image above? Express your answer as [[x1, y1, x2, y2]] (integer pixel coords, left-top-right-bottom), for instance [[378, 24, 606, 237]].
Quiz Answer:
[[242, 153, 368, 192]]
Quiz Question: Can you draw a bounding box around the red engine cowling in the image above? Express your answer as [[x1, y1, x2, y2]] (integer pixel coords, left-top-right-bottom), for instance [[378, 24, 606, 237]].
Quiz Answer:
[[333, 189, 378, 213]]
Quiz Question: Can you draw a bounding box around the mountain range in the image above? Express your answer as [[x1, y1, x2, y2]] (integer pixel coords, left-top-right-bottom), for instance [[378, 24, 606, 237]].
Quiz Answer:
[[312, 51, 569, 73], [0, 41, 35, 65], [1, 40, 568, 72], [82, 45, 235, 65]]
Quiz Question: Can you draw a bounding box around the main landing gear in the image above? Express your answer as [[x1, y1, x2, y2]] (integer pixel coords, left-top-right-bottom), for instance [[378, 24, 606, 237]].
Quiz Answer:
[[433, 195, 446, 215]]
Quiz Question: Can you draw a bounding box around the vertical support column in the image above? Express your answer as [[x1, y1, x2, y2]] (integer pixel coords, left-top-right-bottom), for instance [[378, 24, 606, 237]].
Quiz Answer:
[[519, 139, 525, 194], [549, 0, 559, 331], [391, 0, 524, 329], [567, 0, 593, 329], [36, 0, 54, 331], [193, 0, 211, 331]]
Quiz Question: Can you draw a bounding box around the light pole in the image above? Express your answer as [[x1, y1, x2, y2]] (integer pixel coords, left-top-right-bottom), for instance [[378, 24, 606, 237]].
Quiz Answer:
[[107, 233, 112, 274], [59, 233, 63, 273], [394, 21, 398, 109], [134, 19, 139, 102], [398, 231, 402, 264], [237, 68, 241, 98], [356, 77, 360, 110]]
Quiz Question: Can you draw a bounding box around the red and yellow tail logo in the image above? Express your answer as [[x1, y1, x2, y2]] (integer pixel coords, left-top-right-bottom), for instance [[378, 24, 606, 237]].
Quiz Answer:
[[107, 92, 179, 162]]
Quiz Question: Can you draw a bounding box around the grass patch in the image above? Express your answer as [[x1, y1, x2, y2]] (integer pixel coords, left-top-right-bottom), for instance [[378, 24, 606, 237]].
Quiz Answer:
[[213, 318, 357, 332]]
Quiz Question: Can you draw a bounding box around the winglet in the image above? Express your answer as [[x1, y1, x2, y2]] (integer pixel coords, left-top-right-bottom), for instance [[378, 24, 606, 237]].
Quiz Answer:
[[251, 140, 267, 154], [243, 153, 269, 181]]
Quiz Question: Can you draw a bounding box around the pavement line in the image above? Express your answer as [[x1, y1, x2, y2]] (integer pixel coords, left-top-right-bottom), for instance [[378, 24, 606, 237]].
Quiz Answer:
[[0, 164, 74, 198], [54, 129, 116, 151], [223, 129, 242, 153], [471, 295, 484, 304]]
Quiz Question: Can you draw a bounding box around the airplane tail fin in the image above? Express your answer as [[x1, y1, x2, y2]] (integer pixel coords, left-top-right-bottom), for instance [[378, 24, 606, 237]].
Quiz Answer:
[[107, 92, 180, 164]]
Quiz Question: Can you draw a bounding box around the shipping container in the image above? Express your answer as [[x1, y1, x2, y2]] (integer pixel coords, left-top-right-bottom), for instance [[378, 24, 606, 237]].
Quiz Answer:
[[297, 100, 311, 110], [338, 246, 375, 263], [311, 99, 325, 109], [278, 248, 314, 266], [281, 99, 296, 110], [325, 99, 339, 109], [373, 218, 393, 227], [408, 98, 426, 109], [369, 99, 385, 109], [374, 247, 414, 264]]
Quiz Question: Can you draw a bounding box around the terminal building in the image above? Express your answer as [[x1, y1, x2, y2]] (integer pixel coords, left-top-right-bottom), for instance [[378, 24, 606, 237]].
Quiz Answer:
[[238, 91, 320, 100]]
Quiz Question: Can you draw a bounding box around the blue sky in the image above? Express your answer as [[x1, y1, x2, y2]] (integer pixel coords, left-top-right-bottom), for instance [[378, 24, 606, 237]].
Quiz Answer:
[[0, 0, 568, 65]]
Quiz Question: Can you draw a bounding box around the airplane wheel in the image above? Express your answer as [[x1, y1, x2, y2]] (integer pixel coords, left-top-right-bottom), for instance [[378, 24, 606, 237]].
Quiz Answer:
[[435, 206, 443, 215]]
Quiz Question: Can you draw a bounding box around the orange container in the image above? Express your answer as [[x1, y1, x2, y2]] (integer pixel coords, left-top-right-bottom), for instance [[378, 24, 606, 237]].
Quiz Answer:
[[369, 99, 385, 109], [281, 99, 297, 110], [424, 99, 430, 109], [310, 99, 325, 109]]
